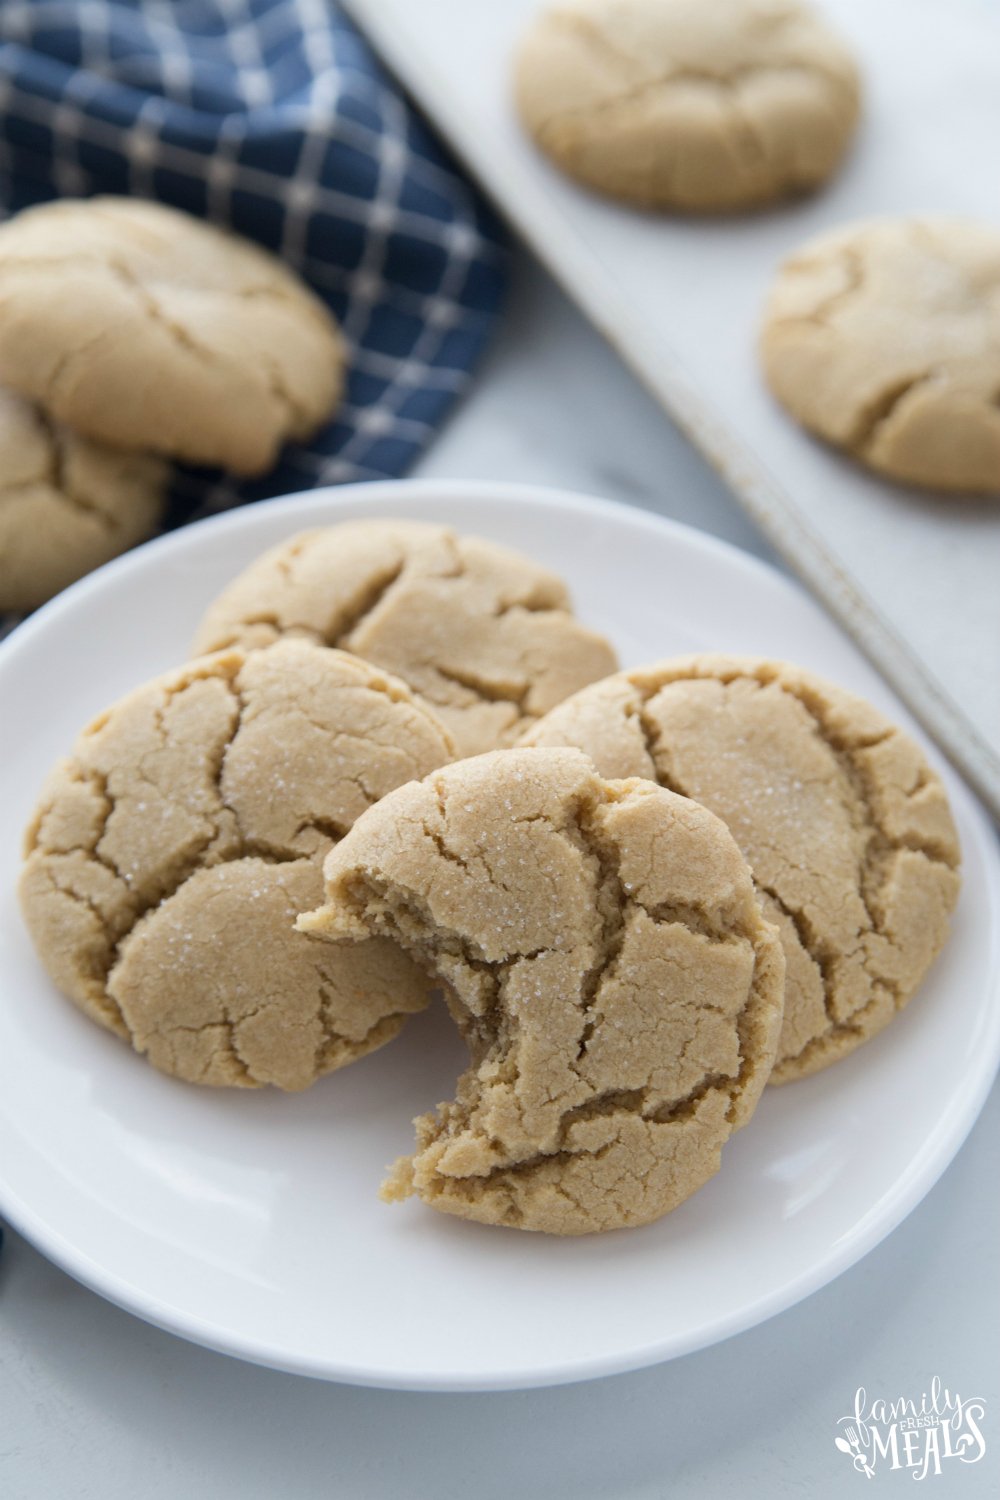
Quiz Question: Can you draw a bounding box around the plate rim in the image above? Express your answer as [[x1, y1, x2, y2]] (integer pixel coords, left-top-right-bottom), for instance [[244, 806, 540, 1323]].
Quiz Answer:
[[1, 477, 998, 1392]]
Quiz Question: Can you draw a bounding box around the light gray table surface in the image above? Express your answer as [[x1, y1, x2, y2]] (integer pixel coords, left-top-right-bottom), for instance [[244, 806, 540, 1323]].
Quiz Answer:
[[1, 254, 996, 1500]]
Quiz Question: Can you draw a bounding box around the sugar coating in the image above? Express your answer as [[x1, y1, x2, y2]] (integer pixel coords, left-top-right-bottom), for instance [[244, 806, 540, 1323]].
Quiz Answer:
[[761, 217, 1000, 493], [0, 389, 167, 611], [523, 655, 961, 1081], [515, 0, 860, 212], [193, 519, 618, 757], [19, 640, 454, 1089], [0, 197, 343, 475], [299, 746, 785, 1235]]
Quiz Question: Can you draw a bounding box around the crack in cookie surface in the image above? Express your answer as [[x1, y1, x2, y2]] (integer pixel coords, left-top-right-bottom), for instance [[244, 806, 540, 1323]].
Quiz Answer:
[[300, 746, 785, 1234]]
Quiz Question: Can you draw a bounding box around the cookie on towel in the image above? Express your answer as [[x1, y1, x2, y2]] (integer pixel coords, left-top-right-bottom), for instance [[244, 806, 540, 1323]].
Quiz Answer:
[[515, 0, 861, 211], [19, 640, 454, 1089], [299, 747, 785, 1234], [0, 197, 343, 475], [193, 518, 619, 757], [523, 656, 961, 1081], [0, 389, 167, 612], [760, 217, 1000, 493]]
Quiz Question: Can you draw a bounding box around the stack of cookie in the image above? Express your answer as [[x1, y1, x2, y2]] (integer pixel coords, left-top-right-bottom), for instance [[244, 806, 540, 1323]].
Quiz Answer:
[[0, 197, 345, 612], [18, 518, 961, 1236]]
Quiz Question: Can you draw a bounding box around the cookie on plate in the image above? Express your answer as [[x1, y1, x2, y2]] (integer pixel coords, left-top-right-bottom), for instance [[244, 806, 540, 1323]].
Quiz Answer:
[[19, 641, 454, 1090], [523, 656, 961, 1081], [514, 0, 861, 212], [0, 197, 344, 475], [0, 389, 167, 612], [193, 519, 619, 757], [299, 747, 785, 1234], [760, 217, 1000, 493]]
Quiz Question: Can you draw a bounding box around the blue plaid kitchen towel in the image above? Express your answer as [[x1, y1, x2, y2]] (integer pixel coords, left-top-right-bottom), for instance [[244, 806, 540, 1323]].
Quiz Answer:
[[0, 0, 507, 542]]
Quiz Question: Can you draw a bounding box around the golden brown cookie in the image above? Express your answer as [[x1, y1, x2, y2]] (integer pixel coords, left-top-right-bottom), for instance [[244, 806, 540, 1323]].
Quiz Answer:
[[0, 388, 167, 612], [19, 640, 454, 1089], [515, 0, 861, 212], [0, 197, 343, 475], [523, 656, 961, 1081], [299, 747, 785, 1234], [193, 519, 618, 757], [760, 217, 1000, 493]]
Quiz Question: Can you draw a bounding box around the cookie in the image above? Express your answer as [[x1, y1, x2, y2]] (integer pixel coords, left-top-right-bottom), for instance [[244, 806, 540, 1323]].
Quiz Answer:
[[193, 519, 619, 757], [760, 217, 1000, 493], [0, 389, 167, 612], [0, 197, 344, 475], [514, 0, 860, 212], [19, 640, 454, 1089], [299, 747, 785, 1234], [524, 656, 961, 1081]]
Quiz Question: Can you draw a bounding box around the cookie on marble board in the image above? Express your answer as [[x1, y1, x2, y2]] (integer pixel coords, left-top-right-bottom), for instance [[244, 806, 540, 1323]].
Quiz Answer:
[[514, 0, 861, 212], [299, 746, 785, 1234], [0, 197, 344, 475], [193, 518, 619, 757], [19, 640, 454, 1090], [0, 388, 167, 612], [760, 217, 1000, 493], [523, 655, 961, 1081]]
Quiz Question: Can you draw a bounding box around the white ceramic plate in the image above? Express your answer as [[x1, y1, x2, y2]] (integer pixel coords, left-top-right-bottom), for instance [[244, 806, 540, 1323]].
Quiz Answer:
[[0, 481, 997, 1392]]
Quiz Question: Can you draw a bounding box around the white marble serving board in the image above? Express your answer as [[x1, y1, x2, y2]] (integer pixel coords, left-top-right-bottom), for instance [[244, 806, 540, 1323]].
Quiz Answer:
[[344, 0, 1000, 818]]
